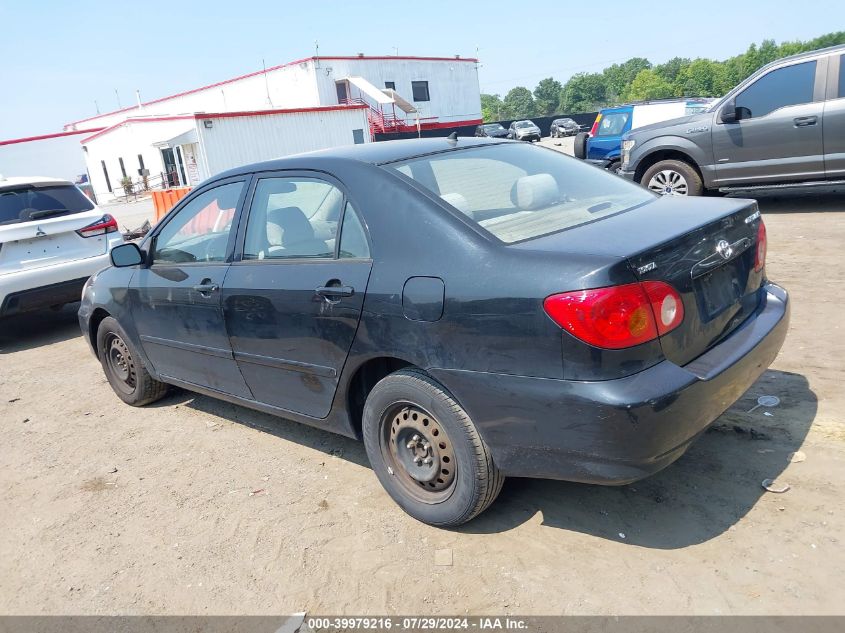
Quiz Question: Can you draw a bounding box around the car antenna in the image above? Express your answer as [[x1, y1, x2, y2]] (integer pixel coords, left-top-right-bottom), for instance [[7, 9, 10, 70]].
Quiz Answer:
[[446, 131, 458, 145]]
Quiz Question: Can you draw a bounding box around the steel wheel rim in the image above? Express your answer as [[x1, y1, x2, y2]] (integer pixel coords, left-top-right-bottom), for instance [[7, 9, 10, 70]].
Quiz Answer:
[[647, 169, 689, 196], [380, 403, 456, 504], [106, 334, 136, 394]]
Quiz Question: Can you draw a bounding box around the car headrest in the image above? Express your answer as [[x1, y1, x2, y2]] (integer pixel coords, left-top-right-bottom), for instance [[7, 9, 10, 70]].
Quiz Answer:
[[266, 206, 314, 246], [511, 173, 559, 210], [440, 192, 472, 217]]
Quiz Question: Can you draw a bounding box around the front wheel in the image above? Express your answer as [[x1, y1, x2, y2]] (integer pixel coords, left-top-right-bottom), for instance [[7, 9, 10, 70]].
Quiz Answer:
[[641, 159, 703, 196], [362, 369, 504, 526], [97, 316, 168, 406]]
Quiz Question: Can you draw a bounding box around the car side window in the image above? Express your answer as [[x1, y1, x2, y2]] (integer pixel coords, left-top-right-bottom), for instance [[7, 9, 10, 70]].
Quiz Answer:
[[243, 177, 342, 260], [153, 182, 243, 264], [338, 203, 370, 259], [734, 61, 817, 119]]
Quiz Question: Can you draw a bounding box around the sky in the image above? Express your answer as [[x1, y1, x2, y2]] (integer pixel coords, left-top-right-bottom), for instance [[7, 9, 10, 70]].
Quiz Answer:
[[1, 0, 844, 140]]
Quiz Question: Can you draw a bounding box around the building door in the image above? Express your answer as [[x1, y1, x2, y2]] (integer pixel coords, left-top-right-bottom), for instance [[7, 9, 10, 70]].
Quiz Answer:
[[175, 146, 188, 186], [130, 179, 251, 396], [160, 148, 179, 187], [335, 81, 349, 104]]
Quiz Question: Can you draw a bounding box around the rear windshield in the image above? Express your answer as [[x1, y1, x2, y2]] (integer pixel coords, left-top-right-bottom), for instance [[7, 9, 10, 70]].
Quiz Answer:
[[388, 143, 654, 243], [0, 184, 94, 225], [596, 112, 630, 137]]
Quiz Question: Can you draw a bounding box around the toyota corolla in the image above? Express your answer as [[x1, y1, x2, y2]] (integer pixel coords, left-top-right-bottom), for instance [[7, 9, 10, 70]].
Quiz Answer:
[[79, 138, 789, 526]]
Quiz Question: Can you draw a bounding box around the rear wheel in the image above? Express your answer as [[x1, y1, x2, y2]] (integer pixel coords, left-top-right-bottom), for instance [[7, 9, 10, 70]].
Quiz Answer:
[[607, 160, 621, 174], [641, 159, 703, 196], [574, 132, 589, 159], [97, 316, 168, 406], [362, 368, 503, 526]]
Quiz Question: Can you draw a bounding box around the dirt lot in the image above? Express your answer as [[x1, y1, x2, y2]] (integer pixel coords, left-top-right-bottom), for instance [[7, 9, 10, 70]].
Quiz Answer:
[[1, 189, 844, 616]]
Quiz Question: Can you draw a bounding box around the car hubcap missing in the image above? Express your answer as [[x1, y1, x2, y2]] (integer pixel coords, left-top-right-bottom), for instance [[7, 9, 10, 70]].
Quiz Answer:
[[647, 170, 688, 196], [385, 405, 455, 497], [106, 334, 136, 392]]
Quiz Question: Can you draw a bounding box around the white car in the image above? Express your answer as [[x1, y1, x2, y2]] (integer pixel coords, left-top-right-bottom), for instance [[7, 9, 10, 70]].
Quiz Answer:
[[0, 175, 123, 317]]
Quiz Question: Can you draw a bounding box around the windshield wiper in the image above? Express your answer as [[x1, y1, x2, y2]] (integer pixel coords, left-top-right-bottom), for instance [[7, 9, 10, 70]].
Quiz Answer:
[[27, 209, 70, 220]]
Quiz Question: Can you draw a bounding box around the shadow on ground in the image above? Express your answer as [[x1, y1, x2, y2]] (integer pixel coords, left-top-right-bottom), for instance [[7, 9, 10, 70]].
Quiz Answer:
[[729, 189, 845, 213], [155, 368, 814, 549], [0, 303, 83, 354], [461, 369, 816, 547]]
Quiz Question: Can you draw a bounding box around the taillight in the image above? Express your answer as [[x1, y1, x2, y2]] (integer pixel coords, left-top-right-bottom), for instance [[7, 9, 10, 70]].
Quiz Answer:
[[589, 113, 602, 137], [543, 281, 684, 349], [76, 214, 118, 238], [754, 220, 767, 272]]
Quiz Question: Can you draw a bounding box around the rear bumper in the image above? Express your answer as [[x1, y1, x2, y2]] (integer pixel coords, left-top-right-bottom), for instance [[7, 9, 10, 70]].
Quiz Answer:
[[0, 253, 112, 316], [431, 283, 790, 484]]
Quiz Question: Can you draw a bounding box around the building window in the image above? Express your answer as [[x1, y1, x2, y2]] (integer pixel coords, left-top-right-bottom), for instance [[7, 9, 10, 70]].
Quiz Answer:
[[411, 81, 430, 102], [385, 81, 396, 91], [118, 157, 127, 178], [352, 129, 365, 144], [101, 161, 112, 192]]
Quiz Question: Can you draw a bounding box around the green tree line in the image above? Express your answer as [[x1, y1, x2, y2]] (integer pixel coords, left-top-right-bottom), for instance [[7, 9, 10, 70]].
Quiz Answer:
[[481, 31, 845, 121]]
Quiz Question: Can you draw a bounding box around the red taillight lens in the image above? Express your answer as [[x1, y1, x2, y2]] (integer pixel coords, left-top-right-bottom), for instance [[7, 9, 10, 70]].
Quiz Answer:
[[754, 220, 767, 272], [77, 214, 118, 238], [642, 280, 685, 335], [589, 113, 602, 137], [544, 281, 684, 349]]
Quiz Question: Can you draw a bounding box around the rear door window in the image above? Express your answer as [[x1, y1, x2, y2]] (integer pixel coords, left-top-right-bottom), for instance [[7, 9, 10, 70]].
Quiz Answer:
[[735, 60, 817, 119], [0, 184, 94, 225], [595, 112, 630, 137]]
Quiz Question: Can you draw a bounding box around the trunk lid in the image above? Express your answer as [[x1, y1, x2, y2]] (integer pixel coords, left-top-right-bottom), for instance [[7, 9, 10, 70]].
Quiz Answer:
[[514, 195, 766, 366], [0, 210, 110, 275]]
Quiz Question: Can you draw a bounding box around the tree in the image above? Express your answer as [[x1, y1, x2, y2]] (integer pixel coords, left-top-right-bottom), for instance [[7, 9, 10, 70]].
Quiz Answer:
[[533, 77, 563, 116], [654, 57, 690, 83], [624, 69, 674, 101], [674, 58, 723, 97], [603, 57, 652, 101], [559, 73, 608, 113], [480, 93, 507, 122], [503, 87, 536, 118]]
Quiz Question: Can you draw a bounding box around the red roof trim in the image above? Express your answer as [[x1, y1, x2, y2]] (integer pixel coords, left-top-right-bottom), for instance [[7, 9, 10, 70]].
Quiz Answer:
[[80, 115, 195, 144], [64, 55, 478, 127], [0, 128, 106, 147], [194, 104, 369, 120]]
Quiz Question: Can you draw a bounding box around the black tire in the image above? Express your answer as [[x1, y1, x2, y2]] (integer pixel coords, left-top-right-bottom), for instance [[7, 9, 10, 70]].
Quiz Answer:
[[640, 159, 703, 196], [97, 316, 168, 406], [362, 368, 504, 526], [574, 132, 589, 159], [607, 160, 621, 174]]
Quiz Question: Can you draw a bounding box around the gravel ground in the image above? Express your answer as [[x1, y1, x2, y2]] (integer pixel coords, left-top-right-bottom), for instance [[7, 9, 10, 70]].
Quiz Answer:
[[1, 181, 843, 615]]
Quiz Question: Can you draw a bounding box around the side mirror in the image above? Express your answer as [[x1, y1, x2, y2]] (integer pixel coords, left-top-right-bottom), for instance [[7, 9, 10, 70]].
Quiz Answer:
[[720, 100, 737, 123], [111, 242, 144, 267]]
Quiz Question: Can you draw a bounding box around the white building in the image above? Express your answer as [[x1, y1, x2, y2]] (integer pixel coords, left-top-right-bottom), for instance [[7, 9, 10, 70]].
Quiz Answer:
[[1, 55, 481, 202]]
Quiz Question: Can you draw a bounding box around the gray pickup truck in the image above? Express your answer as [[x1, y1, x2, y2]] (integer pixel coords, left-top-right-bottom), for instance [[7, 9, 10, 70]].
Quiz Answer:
[[619, 44, 845, 196]]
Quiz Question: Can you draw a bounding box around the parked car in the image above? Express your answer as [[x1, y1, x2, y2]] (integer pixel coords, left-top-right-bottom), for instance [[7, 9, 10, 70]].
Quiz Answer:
[[550, 117, 580, 137], [474, 123, 509, 138], [507, 120, 541, 141], [620, 44, 845, 195], [574, 99, 714, 172], [1, 175, 122, 317], [80, 138, 788, 527]]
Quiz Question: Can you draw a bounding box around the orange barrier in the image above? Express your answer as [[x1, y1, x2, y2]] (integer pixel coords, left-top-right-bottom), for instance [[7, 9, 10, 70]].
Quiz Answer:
[[152, 187, 192, 221]]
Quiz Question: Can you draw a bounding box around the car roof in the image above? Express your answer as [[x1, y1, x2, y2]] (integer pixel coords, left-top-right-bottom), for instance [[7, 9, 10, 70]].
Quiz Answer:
[[214, 137, 511, 178], [0, 175, 72, 188]]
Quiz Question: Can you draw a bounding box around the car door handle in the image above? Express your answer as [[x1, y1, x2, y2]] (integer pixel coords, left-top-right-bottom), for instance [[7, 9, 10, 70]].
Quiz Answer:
[[193, 280, 219, 295], [793, 116, 817, 127], [316, 285, 354, 298]]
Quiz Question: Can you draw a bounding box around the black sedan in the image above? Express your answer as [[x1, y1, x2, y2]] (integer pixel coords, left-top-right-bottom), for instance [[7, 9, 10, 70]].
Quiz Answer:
[[550, 117, 580, 137], [474, 123, 509, 138], [79, 138, 789, 526]]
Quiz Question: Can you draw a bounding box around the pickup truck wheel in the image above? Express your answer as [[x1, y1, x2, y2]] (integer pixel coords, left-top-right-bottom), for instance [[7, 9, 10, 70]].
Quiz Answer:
[[642, 159, 703, 196], [362, 368, 504, 526], [573, 132, 589, 159], [97, 316, 168, 406]]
